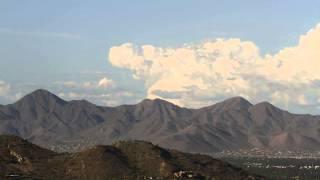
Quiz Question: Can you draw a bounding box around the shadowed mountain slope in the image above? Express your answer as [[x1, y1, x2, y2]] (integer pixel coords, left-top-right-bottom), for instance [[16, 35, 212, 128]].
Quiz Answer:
[[0, 89, 320, 153], [0, 135, 263, 180]]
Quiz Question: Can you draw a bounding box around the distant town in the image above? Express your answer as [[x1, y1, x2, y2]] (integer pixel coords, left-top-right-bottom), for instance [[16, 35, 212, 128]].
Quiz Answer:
[[214, 148, 320, 159]]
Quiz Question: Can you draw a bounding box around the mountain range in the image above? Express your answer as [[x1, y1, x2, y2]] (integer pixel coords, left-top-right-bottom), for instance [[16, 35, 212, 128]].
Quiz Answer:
[[0, 89, 320, 153]]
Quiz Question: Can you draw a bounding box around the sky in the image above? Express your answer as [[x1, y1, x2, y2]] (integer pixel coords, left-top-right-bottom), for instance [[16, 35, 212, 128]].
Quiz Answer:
[[0, 0, 320, 114]]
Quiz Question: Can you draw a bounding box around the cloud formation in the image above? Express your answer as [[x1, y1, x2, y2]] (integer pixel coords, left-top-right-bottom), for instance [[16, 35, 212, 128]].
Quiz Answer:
[[54, 76, 142, 106], [98, 77, 115, 88], [108, 23, 320, 111], [0, 81, 10, 96], [58, 89, 137, 106], [55, 77, 116, 90], [0, 28, 80, 39]]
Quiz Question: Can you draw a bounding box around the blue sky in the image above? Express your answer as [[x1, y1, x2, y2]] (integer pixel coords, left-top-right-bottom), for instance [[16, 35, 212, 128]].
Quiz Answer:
[[1, 1, 320, 113]]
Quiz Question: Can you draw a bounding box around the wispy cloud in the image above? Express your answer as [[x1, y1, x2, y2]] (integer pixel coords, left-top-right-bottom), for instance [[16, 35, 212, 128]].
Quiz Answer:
[[0, 27, 80, 39], [55, 77, 116, 90]]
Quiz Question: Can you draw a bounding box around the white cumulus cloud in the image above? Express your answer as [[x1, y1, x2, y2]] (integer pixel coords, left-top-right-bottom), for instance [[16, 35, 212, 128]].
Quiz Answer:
[[108, 23, 320, 111], [98, 77, 115, 88], [0, 81, 10, 96]]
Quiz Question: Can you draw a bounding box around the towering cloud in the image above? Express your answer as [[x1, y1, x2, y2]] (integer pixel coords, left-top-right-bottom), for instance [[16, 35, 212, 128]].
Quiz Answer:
[[108, 23, 320, 111]]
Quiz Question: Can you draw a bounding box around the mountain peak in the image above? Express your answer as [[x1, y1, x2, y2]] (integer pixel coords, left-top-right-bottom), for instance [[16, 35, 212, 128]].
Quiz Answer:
[[139, 98, 179, 107], [255, 101, 274, 107], [224, 96, 251, 103], [14, 89, 66, 106], [251, 101, 285, 113], [208, 96, 253, 111], [31, 89, 56, 96]]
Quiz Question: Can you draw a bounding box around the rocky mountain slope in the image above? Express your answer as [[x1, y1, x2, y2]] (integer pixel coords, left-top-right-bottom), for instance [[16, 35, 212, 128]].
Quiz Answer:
[[0, 135, 262, 180], [0, 89, 320, 153]]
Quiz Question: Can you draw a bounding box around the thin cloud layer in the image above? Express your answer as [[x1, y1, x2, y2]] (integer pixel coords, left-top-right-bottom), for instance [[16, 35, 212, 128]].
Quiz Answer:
[[108, 23, 320, 111], [0, 28, 80, 39], [55, 77, 116, 90], [57, 90, 135, 106], [54, 76, 142, 106]]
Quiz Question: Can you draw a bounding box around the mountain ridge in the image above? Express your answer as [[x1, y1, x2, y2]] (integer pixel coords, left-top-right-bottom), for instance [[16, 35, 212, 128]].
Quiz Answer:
[[0, 89, 320, 153]]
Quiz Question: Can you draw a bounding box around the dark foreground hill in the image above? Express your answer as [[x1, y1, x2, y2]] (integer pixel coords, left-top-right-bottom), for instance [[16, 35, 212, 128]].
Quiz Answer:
[[0, 135, 263, 180], [0, 89, 320, 153]]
